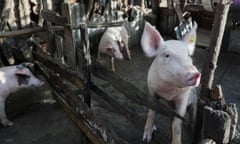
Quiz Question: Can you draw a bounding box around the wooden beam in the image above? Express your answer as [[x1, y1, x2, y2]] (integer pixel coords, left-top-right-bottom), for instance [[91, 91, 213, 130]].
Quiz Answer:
[[33, 49, 84, 89], [200, 0, 231, 99], [33, 42, 174, 143], [62, 2, 77, 68], [0, 26, 63, 38], [38, 65, 126, 144], [0, 27, 43, 38], [41, 9, 67, 26]]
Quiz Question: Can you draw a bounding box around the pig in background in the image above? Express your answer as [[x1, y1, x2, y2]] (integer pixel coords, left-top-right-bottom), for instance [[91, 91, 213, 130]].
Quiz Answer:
[[141, 21, 200, 144], [0, 62, 44, 126], [97, 25, 131, 72]]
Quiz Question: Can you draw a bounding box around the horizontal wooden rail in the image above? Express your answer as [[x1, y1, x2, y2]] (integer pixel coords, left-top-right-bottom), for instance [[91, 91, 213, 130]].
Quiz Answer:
[[41, 9, 67, 26], [0, 26, 63, 38], [37, 61, 126, 144]]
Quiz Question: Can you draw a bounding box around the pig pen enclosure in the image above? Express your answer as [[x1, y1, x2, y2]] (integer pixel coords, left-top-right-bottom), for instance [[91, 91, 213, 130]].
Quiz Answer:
[[0, 0, 239, 144]]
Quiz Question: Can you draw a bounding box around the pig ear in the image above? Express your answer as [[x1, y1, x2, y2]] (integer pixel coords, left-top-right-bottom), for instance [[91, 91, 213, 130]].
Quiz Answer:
[[182, 21, 198, 56], [141, 22, 165, 57], [14, 68, 31, 76]]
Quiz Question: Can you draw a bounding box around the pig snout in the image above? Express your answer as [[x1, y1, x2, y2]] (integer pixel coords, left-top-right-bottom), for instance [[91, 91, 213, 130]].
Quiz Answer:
[[30, 76, 44, 87], [115, 53, 124, 60], [186, 72, 201, 86]]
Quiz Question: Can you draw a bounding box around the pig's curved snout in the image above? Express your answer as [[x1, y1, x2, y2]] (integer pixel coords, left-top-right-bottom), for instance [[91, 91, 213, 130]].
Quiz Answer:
[[186, 72, 201, 86], [39, 80, 45, 87], [116, 54, 124, 60]]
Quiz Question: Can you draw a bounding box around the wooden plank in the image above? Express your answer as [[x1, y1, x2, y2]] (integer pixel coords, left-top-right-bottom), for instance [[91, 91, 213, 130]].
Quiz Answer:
[[41, 9, 67, 26], [200, 0, 231, 99], [33, 49, 84, 89], [0, 26, 63, 38], [195, 1, 232, 142], [33, 42, 174, 142], [62, 3, 77, 69], [91, 61, 184, 120], [0, 27, 43, 38], [80, 24, 92, 107], [33, 43, 173, 143], [41, 0, 55, 55], [55, 35, 64, 60], [202, 105, 231, 143], [37, 65, 126, 144]]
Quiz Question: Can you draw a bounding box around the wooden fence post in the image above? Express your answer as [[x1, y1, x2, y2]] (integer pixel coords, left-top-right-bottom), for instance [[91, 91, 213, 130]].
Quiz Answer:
[[194, 0, 233, 143], [62, 2, 77, 68], [200, 0, 231, 100], [69, 2, 91, 107]]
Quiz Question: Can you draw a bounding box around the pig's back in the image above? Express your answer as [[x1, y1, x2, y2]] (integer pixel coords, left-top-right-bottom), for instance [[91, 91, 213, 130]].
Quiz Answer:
[[0, 66, 17, 77]]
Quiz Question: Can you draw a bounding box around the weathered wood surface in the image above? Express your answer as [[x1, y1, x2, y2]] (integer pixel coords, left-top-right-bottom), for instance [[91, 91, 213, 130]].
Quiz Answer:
[[195, 1, 234, 142], [201, 100, 238, 143], [200, 0, 231, 99], [32, 48, 84, 89], [62, 3, 77, 68], [0, 27, 43, 38], [0, 26, 63, 38], [37, 64, 126, 144], [79, 23, 92, 106], [32, 40, 173, 143], [41, 9, 67, 26], [202, 105, 231, 143], [54, 34, 64, 59]]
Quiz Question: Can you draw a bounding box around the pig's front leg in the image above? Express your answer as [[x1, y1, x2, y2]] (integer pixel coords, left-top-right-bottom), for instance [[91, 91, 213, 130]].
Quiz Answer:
[[124, 42, 131, 60], [110, 57, 115, 72], [143, 109, 157, 142], [0, 97, 13, 126], [171, 95, 189, 144]]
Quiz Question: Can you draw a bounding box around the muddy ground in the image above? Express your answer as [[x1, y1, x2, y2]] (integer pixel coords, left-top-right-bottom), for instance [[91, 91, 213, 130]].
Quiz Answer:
[[0, 27, 240, 144]]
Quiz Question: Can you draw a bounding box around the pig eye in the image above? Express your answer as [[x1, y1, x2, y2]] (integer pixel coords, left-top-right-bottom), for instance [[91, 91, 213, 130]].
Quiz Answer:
[[164, 53, 170, 58]]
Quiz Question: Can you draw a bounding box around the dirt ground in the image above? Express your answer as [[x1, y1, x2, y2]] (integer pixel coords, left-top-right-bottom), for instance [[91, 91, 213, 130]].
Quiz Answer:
[[0, 28, 240, 144]]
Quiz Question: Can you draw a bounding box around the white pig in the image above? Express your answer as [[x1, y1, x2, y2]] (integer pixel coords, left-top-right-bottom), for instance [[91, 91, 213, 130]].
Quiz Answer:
[[97, 26, 131, 71], [0, 63, 44, 126], [141, 22, 201, 144]]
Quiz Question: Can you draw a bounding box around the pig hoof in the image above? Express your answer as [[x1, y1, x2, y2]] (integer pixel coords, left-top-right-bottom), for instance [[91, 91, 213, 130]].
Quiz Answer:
[[111, 68, 115, 72], [171, 139, 181, 144], [1, 119, 14, 127], [142, 125, 157, 142], [127, 56, 132, 60]]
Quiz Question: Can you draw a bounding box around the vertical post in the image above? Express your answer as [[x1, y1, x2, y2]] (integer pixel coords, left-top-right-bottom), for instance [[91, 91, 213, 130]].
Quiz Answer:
[[140, 0, 145, 10], [200, 0, 231, 100], [72, 3, 91, 107], [62, 3, 77, 68], [42, 0, 55, 56], [173, 0, 184, 23], [71, 3, 82, 69], [194, 0, 232, 143], [80, 23, 91, 107], [108, 0, 113, 22]]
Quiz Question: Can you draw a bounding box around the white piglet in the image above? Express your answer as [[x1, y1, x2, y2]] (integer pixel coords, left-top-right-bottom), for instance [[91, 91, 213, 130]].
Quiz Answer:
[[98, 26, 131, 71], [0, 63, 44, 126], [141, 22, 201, 144]]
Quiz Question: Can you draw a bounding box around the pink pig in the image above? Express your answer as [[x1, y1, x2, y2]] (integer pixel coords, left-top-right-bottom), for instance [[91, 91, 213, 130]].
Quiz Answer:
[[141, 22, 200, 144], [0, 63, 44, 126], [97, 26, 131, 71]]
